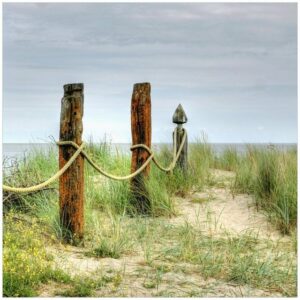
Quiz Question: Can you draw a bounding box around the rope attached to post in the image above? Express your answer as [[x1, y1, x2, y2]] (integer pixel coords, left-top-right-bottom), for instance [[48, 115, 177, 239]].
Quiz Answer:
[[3, 143, 85, 193], [3, 128, 187, 193]]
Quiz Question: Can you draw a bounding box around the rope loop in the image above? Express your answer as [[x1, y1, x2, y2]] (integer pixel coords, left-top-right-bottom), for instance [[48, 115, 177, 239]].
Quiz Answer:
[[3, 128, 187, 193]]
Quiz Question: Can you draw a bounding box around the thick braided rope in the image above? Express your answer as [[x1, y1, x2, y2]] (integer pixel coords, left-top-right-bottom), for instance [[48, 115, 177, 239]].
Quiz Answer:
[[136, 128, 187, 172], [58, 128, 186, 177], [3, 143, 85, 193], [2, 128, 187, 192], [58, 141, 154, 181]]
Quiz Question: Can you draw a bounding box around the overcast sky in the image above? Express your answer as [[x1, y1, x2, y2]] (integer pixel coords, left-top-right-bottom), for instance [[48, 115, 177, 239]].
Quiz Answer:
[[3, 3, 297, 143]]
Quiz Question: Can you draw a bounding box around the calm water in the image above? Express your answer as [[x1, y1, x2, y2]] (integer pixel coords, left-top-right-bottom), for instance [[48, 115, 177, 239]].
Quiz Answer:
[[3, 142, 297, 165]]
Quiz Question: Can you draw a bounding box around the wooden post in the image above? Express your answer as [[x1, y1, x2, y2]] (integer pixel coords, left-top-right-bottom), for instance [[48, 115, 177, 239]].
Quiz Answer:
[[130, 82, 152, 214], [59, 83, 84, 243], [173, 104, 188, 172]]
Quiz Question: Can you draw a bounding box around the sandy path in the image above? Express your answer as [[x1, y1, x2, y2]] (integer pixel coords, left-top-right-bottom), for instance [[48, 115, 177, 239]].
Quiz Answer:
[[42, 246, 280, 297], [39, 169, 290, 297], [170, 169, 287, 241]]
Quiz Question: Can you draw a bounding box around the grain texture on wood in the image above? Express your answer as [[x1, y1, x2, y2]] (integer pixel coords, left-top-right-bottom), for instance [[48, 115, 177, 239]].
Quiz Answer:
[[174, 127, 188, 172], [173, 104, 188, 172], [172, 104, 188, 124], [130, 82, 152, 214], [59, 83, 84, 243]]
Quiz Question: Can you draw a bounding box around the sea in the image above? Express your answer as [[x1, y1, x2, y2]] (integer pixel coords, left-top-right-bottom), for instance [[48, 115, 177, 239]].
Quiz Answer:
[[2, 142, 297, 168]]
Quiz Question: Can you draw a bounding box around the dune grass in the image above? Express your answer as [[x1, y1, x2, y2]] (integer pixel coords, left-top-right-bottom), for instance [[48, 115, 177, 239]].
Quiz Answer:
[[161, 223, 296, 296], [213, 146, 239, 171], [2, 137, 212, 296], [2, 137, 297, 296], [214, 146, 297, 234]]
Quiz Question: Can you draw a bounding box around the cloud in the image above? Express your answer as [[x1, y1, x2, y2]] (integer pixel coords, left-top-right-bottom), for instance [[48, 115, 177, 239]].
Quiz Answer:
[[2, 3, 297, 143]]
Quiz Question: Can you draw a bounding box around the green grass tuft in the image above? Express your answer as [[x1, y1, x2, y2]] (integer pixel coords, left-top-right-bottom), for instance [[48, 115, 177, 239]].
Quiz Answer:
[[232, 146, 297, 234]]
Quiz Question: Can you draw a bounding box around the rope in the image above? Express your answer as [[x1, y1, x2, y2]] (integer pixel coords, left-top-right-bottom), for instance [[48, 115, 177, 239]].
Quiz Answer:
[[2, 128, 187, 193], [3, 143, 85, 193], [58, 140, 155, 181], [136, 128, 187, 172]]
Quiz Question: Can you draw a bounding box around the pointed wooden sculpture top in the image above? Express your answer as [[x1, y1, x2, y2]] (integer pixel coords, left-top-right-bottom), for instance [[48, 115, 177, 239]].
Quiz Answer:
[[172, 104, 188, 124]]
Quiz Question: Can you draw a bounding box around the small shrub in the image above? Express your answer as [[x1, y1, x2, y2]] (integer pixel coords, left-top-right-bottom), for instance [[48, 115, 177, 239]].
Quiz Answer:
[[87, 216, 132, 259], [3, 213, 68, 296], [59, 279, 95, 297]]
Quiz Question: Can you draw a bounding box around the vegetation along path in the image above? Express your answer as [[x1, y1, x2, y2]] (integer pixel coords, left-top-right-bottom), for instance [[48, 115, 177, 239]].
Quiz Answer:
[[38, 169, 296, 297], [3, 141, 296, 297]]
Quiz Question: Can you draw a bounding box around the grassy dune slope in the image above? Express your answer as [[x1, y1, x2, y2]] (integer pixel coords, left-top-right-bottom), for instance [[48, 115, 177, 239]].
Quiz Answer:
[[3, 139, 297, 297]]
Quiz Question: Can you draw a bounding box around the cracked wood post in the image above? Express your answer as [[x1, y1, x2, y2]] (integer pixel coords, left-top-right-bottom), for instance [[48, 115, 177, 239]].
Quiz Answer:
[[59, 83, 84, 243], [173, 104, 188, 173], [130, 82, 152, 214]]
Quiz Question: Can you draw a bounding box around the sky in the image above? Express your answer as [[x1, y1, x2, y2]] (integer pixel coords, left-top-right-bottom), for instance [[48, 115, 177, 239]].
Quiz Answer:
[[2, 3, 297, 143]]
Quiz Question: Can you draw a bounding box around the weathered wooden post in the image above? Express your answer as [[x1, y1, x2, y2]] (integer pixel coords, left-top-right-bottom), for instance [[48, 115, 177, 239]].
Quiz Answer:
[[59, 83, 84, 243], [130, 82, 151, 214], [173, 104, 188, 172]]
